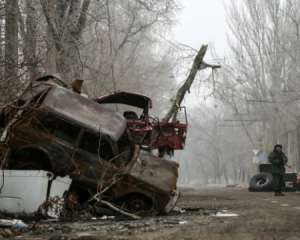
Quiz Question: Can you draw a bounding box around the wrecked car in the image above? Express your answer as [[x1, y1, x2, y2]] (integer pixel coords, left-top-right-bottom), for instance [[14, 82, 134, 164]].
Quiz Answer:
[[0, 75, 179, 214]]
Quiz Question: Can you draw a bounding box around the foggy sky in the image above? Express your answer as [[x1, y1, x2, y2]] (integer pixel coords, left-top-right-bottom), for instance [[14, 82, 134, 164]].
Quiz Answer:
[[174, 0, 227, 59]]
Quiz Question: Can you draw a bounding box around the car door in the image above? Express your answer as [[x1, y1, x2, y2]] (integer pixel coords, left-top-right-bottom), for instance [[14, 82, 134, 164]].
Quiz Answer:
[[36, 113, 81, 175], [73, 130, 118, 188]]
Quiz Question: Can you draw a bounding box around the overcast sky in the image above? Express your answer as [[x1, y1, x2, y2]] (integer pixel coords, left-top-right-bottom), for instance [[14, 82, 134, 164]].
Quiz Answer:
[[172, 0, 228, 107], [174, 0, 228, 59]]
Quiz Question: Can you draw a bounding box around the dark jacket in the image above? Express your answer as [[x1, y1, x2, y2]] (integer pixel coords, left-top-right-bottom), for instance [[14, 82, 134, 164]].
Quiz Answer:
[[268, 150, 288, 174]]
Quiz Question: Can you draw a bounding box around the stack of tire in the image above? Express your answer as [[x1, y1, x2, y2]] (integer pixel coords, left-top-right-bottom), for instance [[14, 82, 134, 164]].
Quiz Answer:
[[249, 172, 273, 192], [249, 164, 299, 192]]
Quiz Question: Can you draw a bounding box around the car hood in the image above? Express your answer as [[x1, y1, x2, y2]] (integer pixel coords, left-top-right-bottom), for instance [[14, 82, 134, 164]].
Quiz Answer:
[[128, 152, 179, 194]]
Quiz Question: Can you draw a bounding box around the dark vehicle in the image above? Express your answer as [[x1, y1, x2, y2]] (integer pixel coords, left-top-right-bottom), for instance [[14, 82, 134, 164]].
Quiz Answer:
[[95, 92, 188, 156], [0, 76, 179, 213], [249, 164, 300, 192]]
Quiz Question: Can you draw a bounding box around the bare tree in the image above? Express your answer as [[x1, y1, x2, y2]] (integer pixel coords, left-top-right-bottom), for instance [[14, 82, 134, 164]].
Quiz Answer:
[[4, 0, 19, 100], [40, 0, 91, 80], [220, 0, 300, 171]]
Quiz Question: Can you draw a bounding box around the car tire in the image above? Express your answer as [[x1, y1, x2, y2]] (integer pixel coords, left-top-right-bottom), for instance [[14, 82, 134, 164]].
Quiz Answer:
[[123, 194, 152, 213], [249, 173, 273, 191]]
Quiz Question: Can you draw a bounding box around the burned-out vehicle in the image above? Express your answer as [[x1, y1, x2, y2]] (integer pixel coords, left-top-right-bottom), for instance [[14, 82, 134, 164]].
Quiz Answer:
[[0, 75, 179, 213]]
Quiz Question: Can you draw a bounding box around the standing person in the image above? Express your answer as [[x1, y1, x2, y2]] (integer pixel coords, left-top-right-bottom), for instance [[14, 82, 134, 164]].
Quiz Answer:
[[268, 144, 288, 196]]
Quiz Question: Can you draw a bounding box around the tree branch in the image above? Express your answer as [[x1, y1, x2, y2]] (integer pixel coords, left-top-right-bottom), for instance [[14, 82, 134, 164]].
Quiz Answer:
[[163, 45, 210, 122], [99, 200, 141, 220], [40, 0, 61, 50], [75, 0, 91, 37]]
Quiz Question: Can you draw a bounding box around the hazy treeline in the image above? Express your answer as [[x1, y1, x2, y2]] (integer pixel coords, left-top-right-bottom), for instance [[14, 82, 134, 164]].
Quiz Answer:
[[179, 0, 300, 185]]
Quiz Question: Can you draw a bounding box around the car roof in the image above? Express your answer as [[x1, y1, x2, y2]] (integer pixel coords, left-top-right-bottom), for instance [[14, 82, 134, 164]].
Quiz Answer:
[[95, 91, 152, 110], [41, 87, 127, 141]]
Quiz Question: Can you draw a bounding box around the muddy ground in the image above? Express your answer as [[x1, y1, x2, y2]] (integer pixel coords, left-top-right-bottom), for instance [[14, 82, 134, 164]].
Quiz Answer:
[[6, 187, 300, 240]]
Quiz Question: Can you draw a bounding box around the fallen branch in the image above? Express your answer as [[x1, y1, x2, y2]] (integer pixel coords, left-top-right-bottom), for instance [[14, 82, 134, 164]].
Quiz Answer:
[[200, 61, 221, 70], [99, 199, 141, 220], [162, 45, 221, 122]]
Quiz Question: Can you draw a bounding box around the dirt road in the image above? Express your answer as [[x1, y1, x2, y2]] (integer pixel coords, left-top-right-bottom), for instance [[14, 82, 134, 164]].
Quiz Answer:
[[15, 187, 300, 240]]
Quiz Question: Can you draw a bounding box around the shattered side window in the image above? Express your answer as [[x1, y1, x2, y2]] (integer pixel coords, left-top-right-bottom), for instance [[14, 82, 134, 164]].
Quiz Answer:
[[39, 115, 80, 145], [79, 131, 114, 160]]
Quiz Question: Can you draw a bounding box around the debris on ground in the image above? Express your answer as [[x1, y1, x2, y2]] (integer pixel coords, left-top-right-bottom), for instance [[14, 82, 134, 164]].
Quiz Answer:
[[214, 210, 239, 217], [0, 219, 28, 238], [0, 219, 28, 229], [4, 205, 222, 239], [38, 196, 65, 219]]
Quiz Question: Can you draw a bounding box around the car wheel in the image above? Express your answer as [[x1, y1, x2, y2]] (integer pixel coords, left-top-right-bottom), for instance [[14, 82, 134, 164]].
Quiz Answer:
[[123, 194, 152, 212], [249, 173, 273, 191]]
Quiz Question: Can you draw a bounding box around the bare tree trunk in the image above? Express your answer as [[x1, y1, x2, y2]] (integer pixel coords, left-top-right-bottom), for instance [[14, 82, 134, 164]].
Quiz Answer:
[[40, 0, 91, 81], [223, 166, 229, 184], [24, 0, 38, 79], [296, 124, 300, 170], [4, 0, 18, 100], [45, 0, 57, 74], [0, 1, 5, 84]]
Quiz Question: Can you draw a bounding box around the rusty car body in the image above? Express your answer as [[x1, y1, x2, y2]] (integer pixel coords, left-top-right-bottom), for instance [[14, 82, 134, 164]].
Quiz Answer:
[[0, 75, 179, 213]]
